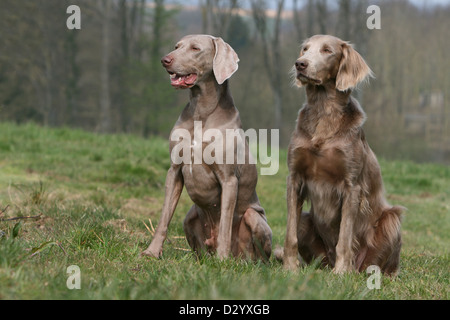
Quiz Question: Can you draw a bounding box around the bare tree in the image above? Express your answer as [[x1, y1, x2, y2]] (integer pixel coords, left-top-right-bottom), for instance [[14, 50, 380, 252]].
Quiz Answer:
[[294, 0, 328, 39], [337, 0, 351, 39], [306, 0, 314, 36], [316, 0, 328, 35], [98, 0, 112, 133], [251, 0, 285, 129], [199, 0, 239, 37], [292, 0, 304, 40]]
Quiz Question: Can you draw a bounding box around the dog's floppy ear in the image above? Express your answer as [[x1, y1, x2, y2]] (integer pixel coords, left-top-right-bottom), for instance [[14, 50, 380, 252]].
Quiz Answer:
[[212, 37, 239, 85], [336, 42, 374, 92]]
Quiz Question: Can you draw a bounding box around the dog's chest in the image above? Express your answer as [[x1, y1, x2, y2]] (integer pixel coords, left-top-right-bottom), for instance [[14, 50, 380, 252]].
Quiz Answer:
[[182, 163, 221, 207], [291, 137, 347, 185]]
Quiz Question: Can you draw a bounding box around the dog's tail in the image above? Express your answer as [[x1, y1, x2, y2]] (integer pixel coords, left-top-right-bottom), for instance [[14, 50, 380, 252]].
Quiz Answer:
[[371, 205, 404, 275], [375, 205, 404, 247]]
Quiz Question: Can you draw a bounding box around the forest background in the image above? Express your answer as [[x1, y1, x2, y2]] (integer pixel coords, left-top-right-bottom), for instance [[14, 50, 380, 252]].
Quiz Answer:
[[0, 0, 449, 164]]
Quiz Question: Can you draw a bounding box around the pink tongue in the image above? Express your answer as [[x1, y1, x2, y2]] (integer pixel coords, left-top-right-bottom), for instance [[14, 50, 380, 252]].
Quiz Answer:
[[171, 74, 197, 87], [171, 76, 186, 86], [185, 74, 197, 85]]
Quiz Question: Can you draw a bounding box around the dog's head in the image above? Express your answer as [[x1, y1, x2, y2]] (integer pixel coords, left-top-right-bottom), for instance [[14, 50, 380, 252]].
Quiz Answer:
[[293, 35, 374, 91], [161, 34, 239, 89]]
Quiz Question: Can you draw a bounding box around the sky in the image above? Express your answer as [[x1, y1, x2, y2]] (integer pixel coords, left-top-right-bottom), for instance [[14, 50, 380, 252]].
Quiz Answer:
[[412, 0, 450, 5], [166, 0, 450, 9]]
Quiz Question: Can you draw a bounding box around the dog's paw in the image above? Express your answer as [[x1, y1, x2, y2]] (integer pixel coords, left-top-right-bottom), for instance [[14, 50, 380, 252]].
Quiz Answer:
[[141, 247, 162, 259], [273, 245, 284, 262], [332, 261, 353, 274], [282, 256, 300, 271]]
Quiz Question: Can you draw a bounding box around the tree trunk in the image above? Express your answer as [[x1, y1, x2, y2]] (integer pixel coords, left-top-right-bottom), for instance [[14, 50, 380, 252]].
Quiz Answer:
[[293, 0, 303, 40], [99, 0, 112, 133], [316, 0, 328, 35], [337, 0, 351, 40], [251, 0, 284, 129], [307, 0, 314, 36]]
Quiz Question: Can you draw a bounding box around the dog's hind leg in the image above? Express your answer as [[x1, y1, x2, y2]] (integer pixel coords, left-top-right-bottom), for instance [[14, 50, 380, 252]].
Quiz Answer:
[[238, 208, 272, 261]]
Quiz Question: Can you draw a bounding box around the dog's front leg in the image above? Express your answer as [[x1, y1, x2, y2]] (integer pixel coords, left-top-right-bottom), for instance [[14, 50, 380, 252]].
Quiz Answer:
[[142, 165, 183, 258], [283, 174, 304, 271], [334, 185, 361, 273], [216, 176, 238, 259]]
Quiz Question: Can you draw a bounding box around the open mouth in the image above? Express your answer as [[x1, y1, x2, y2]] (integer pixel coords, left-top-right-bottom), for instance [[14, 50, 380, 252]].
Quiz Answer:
[[168, 72, 197, 89]]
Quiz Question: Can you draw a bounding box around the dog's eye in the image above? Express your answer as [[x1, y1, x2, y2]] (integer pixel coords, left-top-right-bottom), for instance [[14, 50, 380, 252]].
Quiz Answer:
[[303, 46, 309, 52], [322, 47, 332, 54], [192, 46, 201, 51]]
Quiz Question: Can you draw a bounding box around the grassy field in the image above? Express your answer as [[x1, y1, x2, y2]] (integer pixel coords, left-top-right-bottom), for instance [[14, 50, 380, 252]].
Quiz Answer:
[[0, 122, 448, 300]]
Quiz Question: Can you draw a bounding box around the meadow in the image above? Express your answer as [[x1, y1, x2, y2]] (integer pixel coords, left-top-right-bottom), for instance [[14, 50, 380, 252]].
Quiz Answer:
[[0, 122, 448, 300]]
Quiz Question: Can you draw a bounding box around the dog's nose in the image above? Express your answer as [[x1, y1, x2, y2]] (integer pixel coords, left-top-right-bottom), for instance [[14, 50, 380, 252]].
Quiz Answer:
[[161, 55, 173, 67], [295, 60, 308, 71]]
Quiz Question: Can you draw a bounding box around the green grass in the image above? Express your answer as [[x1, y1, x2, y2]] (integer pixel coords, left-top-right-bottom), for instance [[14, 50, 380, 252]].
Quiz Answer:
[[0, 122, 448, 300]]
